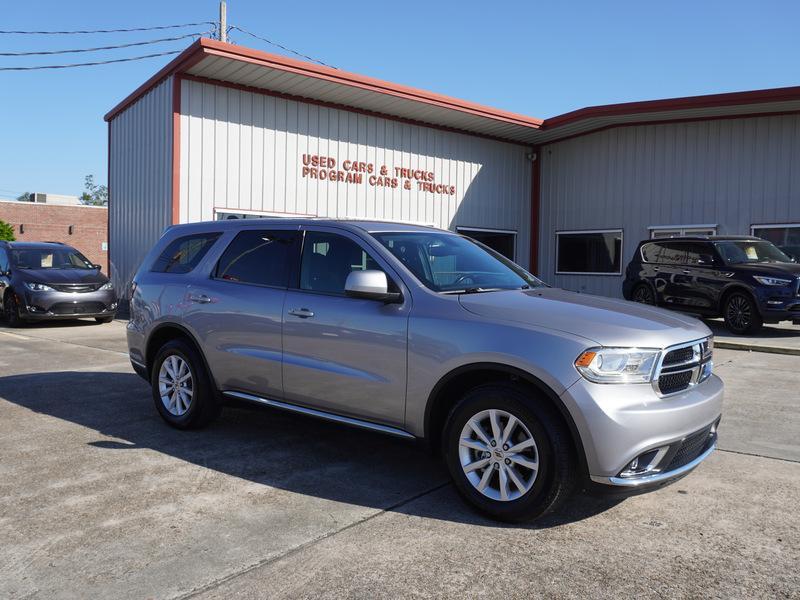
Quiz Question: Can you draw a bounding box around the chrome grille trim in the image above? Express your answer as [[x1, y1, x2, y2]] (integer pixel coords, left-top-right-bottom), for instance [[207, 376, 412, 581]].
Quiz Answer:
[[652, 336, 713, 397]]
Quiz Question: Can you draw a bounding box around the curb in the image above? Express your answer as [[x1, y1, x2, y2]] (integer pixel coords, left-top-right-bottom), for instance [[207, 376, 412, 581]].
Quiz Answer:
[[714, 340, 800, 356]]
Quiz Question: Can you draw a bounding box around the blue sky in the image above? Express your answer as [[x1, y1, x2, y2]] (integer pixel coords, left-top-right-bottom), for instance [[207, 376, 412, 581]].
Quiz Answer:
[[1, 0, 798, 198]]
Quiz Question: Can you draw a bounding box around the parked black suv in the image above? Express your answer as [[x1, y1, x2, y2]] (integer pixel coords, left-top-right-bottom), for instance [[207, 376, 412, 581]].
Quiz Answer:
[[0, 241, 117, 326], [623, 236, 800, 334]]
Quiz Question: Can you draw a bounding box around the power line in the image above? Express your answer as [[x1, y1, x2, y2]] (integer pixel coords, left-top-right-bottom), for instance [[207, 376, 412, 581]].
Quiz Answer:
[[0, 22, 214, 35], [228, 25, 336, 69], [0, 32, 207, 56], [0, 50, 182, 71]]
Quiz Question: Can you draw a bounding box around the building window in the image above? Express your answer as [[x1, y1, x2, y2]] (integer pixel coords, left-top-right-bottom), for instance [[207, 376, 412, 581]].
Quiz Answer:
[[751, 224, 800, 260], [649, 225, 717, 239], [556, 230, 623, 275], [456, 227, 516, 261]]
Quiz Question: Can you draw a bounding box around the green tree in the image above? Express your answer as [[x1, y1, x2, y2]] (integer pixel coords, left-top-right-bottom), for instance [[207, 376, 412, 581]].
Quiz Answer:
[[80, 175, 108, 206], [16, 192, 32, 202], [0, 219, 15, 241]]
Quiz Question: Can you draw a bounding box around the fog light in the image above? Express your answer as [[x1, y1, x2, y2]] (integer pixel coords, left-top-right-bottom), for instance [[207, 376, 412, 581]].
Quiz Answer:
[[619, 447, 669, 478], [767, 300, 784, 306], [110, 303, 117, 309]]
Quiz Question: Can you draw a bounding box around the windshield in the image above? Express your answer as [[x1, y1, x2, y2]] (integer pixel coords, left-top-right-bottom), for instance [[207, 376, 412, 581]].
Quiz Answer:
[[11, 248, 94, 270], [372, 231, 544, 293], [714, 241, 794, 265]]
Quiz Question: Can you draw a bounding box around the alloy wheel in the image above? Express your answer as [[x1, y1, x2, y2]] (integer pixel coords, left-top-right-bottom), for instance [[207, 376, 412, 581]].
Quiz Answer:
[[158, 355, 194, 416], [726, 295, 752, 331], [458, 408, 539, 502]]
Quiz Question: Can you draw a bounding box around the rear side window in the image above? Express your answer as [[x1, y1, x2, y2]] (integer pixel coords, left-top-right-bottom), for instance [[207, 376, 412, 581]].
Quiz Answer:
[[214, 230, 296, 287], [151, 233, 221, 274], [658, 242, 688, 265]]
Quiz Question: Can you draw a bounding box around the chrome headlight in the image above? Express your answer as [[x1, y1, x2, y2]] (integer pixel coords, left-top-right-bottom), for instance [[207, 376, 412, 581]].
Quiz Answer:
[[753, 276, 792, 286], [100, 282, 114, 290], [575, 347, 660, 384], [24, 282, 54, 292]]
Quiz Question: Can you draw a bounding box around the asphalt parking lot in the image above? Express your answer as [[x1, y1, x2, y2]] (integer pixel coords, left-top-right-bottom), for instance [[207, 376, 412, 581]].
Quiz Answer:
[[1, 320, 798, 599]]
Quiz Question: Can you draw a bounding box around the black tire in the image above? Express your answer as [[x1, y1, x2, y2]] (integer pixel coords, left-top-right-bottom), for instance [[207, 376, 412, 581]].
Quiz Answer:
[[442, 383, 577, 523], [723, 291, 763, 335], [151, 338, 221, 429], [95, 316, 114, 324], [3, 292, 26, 328], [631, 283, 656, 305]]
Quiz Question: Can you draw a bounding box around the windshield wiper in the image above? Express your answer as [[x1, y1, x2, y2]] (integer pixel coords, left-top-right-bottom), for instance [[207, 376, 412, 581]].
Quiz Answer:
[[442, 287, 505, 295]]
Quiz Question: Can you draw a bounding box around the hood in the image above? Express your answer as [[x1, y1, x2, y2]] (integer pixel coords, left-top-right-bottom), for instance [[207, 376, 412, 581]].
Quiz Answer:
[[459, 288, 710, 348], [729, 262, 800, 278], [19, 268, 108, 285]]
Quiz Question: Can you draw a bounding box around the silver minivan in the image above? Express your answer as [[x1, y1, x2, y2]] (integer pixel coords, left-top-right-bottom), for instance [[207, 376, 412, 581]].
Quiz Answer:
[[127, 219, 722, 522]]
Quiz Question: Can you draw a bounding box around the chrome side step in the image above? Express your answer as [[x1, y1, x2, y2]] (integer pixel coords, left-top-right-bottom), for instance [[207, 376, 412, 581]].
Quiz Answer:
[[222, 391, 416, 440]]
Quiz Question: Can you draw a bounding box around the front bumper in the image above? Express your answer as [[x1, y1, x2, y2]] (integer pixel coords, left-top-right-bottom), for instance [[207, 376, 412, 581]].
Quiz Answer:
[[561, 373, 723, 490], [20, 288, 117, 320]]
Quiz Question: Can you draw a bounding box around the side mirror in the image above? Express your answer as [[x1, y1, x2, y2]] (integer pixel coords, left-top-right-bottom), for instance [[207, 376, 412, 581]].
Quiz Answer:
[[345, 270, 402, 303], [92, 263, 103, 270]]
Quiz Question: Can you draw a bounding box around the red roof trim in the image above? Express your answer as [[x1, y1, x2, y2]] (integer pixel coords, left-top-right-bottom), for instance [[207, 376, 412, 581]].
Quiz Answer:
[[105, 38, 543, 130], [541, 85, 800, 129]]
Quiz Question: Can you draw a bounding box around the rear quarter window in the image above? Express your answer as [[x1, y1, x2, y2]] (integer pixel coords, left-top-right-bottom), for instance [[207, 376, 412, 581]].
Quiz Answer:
[[151, 233, 221, 274], [640, 242, 662, 263]]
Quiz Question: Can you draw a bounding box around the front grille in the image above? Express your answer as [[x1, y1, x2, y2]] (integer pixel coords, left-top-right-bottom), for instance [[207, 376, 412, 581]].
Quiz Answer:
[[665, 425, 715, 471], [663, 346, 694, 366], [655, 337, 713, 396], [658, 370, 694, 394], [50, 302, 106, 315], [50, 283, 102, 293]]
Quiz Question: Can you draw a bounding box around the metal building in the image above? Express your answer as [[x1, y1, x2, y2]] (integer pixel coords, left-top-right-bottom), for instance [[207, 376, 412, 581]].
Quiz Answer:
[[105, 38, 541, 300], [107, 38, 800, 303]]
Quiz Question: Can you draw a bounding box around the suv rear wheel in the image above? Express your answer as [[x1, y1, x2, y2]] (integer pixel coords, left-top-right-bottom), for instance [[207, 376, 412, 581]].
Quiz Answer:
[[443, 383, 577, 522], [151, 339, 221, 429], [723, 291, 762, 335]]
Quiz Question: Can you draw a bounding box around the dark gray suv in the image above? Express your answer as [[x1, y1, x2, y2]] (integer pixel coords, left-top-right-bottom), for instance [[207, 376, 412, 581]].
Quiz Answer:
[[0, 241, 117, 326], [127, 219, 723, 522]]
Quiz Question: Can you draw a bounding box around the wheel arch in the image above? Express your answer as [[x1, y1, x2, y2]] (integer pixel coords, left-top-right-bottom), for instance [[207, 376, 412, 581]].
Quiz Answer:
[[423, 362, 588, 477], [144, 322, 217, 387]]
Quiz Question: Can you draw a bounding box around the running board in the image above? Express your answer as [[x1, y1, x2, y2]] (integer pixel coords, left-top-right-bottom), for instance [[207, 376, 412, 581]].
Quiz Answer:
[[222, 391, 416, 440]]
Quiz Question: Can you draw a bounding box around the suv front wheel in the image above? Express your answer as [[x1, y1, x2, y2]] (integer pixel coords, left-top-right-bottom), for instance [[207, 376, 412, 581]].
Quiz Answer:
[[443, 383, 577, 522]]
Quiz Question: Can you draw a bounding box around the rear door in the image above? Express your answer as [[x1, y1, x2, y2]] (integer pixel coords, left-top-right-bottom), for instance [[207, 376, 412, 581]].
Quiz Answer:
[[183, 227, 299, 400], [681, 242, 724, 311], [281, 227, 410, 427]]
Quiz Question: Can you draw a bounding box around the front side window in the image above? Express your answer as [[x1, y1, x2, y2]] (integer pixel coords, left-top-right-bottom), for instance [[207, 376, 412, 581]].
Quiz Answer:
[[714, 240, 794, 265], [300, 231, 381, 294], [11, 247, 94, 270], [151, 233, 221, 274], [0, 249, 8, 272], [215, 230, 296, 287], [556, 231, 622, 275], [373, 232, 540, 293]]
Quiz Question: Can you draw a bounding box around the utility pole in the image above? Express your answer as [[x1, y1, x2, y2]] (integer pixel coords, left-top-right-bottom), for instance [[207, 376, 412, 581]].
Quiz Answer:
[[219, 1, 227, 42]]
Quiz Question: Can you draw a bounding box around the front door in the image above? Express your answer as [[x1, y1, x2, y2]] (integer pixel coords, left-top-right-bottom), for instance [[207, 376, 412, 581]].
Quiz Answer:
[[282, 228, 410, 427]]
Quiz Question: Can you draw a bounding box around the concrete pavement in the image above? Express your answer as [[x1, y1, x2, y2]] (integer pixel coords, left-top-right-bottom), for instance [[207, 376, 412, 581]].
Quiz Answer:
[[0, 320, 797, 599]]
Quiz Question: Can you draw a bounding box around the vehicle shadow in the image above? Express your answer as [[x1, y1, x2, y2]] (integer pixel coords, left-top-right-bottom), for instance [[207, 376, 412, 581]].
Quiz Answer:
[[0, 370, 623, 528], [0, 318, 104, 330]]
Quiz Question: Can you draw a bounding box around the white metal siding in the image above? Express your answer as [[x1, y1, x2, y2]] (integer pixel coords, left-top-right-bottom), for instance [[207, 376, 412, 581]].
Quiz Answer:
[[109, 77, 173, 298], [179, 79, 533, 266], [539, 114, 800, 297]]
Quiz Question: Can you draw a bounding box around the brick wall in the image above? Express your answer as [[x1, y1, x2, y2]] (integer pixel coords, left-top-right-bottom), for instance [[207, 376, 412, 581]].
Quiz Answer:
[[0, 201, 109, 273]]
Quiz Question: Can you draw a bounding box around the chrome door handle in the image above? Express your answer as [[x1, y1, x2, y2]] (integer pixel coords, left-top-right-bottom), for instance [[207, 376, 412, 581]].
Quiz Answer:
[[189, 294, 211, 304], [288, 308, 314, 318]]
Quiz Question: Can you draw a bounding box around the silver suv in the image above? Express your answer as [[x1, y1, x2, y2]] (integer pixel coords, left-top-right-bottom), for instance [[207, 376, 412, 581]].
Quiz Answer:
[[127, 219, 722, 522]]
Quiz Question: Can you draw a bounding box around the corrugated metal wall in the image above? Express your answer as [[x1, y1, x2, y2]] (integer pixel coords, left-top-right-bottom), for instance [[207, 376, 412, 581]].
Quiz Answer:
[[539, 114, 800, 297], [179, 79, 533, 266], [109, 77, 173, 298]]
